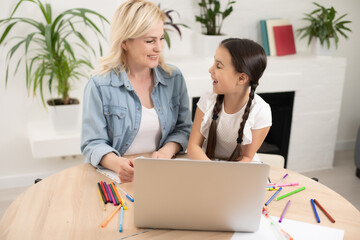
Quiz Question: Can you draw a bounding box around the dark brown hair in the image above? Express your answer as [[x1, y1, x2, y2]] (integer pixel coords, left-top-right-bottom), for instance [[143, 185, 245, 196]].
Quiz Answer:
[[205, 38, 267, 161]]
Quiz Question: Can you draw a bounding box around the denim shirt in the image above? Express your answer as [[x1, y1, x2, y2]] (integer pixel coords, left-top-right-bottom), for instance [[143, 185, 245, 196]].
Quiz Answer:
[[81, 65, 192, 167]]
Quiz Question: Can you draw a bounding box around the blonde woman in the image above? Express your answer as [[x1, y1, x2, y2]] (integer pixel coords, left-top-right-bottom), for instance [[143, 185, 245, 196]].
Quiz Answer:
[[81, 0, 192, 182]]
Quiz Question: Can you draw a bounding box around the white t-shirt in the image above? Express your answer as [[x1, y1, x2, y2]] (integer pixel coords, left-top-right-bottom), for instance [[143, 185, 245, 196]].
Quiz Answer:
[[197, 91, 272, 161], [124, 106, 162, 155]]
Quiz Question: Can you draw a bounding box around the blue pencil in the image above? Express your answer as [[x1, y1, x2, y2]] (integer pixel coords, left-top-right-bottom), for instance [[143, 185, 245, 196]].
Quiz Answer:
[[265, 187, 282, 206], [119, 206, 124, 232], [311, 199, 320, 223]]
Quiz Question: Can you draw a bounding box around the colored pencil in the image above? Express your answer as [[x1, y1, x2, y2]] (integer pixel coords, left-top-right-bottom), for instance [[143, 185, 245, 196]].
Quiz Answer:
[[274, 173, 288, 188], [267, 182, 299, 188], [103, 182, 112, 203], [109, 183, 120, 206], [101, 204, 122, 228], [263, 207, 293, 240], [314, 199, 335, 223], [117, 187, 128, 210], [265, 187, 283, 206], [311, 199, 321, 223], [106, 183, 116, 205], [97, 182, 106, 204], [111, 182, 122, 205], [97, 186, 106, 211], [119, 206, 124, 232], [276, 186, 306, 200], [100, 181, 109, 203], [279, 200, 291, 223], [116, 184, 134, 202]]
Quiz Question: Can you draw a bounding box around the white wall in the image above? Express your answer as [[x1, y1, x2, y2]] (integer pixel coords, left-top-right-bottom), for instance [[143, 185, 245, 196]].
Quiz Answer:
[[1, 0, 359, 188]]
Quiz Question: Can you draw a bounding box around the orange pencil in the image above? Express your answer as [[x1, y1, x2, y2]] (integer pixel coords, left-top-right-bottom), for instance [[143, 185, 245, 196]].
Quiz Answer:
[[313, 199, 335, 223], [101, 204, 122, 228], [117, 186, 129, 210]]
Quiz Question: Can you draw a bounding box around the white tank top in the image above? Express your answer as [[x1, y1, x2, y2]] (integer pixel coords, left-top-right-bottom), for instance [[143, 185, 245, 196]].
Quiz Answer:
[[124, 106, 162, 155]]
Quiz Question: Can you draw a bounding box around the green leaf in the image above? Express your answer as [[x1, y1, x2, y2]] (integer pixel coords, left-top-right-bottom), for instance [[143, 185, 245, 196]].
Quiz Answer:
[[0, 21, 18, 44], [164, 30, 170, 48]]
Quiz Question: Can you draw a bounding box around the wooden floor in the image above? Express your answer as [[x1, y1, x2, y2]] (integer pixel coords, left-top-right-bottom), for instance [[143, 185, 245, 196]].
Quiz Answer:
[[1, 150, 359, 221]]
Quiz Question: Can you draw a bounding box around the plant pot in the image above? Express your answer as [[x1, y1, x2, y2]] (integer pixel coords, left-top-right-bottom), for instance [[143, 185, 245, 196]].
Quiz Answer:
[[194, 33, 228, 58], [311, 38, 336, 56], [47, 98, 80, 134]]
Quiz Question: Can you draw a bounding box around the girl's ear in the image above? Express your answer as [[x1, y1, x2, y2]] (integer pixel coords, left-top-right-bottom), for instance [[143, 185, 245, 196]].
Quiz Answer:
[[237, 73, 249, 85]]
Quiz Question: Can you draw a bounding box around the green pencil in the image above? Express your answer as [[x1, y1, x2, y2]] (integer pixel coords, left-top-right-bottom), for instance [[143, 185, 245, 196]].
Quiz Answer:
[[276, 186, 306, 200]]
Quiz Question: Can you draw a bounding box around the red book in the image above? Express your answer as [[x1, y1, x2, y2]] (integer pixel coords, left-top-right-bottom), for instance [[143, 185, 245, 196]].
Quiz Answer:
[[273, 25, 296, 56]]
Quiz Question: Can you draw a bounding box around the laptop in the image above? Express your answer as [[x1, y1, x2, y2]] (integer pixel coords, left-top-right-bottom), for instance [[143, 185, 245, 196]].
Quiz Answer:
[[134, 158, 270, 232]]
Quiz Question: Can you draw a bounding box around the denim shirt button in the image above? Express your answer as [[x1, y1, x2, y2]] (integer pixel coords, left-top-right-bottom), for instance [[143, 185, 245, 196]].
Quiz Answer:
[[134, 128, 137, 131], [137, 107, 140, 111], [126, 144, 128, 146]]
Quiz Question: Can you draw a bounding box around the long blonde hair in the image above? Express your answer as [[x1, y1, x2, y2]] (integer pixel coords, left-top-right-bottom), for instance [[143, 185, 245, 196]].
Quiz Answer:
[[95, 0, 172, 75]]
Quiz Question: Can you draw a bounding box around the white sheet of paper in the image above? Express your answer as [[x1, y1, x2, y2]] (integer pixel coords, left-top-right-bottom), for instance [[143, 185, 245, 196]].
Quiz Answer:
[[231, 215, 344, 240], [96, 167, 121, 183]]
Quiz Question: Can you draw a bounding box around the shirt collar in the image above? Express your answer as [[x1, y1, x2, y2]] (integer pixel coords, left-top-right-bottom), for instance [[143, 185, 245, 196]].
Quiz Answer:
[[109, 66, 167, 88]]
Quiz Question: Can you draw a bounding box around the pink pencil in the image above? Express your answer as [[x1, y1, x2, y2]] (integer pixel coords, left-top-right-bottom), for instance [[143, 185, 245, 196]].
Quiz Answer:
[[106, 183, 116, 206], [267, 182, 299, 188]]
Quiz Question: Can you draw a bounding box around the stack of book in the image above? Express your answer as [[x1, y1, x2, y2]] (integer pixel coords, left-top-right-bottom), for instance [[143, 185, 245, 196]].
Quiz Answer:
[[260, 19, 296, 56]]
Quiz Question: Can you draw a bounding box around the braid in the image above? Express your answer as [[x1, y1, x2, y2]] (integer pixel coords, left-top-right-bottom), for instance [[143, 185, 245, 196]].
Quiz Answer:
[[228, 83, 258, 161], [206, 94, 224, 159]]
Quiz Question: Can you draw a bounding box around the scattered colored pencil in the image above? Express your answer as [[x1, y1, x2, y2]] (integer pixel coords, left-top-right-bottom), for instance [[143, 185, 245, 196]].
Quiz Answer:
[[311, 199, 321, 223], [265, 187, 283, 206], [279, 200, 291, 223], [314, 199, 335, 223], [101, 204, 122, 228], [276, 186, 306, 201]]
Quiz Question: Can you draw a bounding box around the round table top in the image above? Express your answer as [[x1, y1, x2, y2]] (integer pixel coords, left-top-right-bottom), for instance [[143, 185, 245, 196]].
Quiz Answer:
[[0, 163, 359, 239]]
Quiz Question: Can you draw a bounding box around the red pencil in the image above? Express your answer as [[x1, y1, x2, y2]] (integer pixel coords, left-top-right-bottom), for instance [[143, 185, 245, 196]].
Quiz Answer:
[[313, 199, 335, 223], [100, 181, 109, 203]]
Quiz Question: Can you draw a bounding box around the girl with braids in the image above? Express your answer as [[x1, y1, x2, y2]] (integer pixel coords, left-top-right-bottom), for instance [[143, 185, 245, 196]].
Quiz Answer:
[[188, 38, 271, 162]]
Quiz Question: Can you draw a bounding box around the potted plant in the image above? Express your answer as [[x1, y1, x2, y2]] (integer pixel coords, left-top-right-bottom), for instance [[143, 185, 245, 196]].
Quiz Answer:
[[162, 7, 189, 49], [0, 0, 108, 133], [194, 0, 237, 57], [296, 2, 351, 55], [195, 0, 236, 36]]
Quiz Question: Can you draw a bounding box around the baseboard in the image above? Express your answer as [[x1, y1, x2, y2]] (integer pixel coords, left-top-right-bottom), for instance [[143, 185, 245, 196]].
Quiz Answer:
[[0, 171, 55, 189], [336, 139, 355, 151]]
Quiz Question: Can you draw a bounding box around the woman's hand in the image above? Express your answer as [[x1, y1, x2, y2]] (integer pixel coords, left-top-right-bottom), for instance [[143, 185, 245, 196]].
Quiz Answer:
[[117, 157, 135, 183], [100, 152, 135, 183]]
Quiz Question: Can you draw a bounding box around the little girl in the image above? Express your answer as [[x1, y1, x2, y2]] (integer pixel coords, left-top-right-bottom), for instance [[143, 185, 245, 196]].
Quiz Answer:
[[188, 38, 271, 162]]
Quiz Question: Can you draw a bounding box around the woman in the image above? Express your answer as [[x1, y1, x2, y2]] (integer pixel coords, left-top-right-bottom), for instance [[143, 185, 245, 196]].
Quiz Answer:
[[81, 0, 192, 182]]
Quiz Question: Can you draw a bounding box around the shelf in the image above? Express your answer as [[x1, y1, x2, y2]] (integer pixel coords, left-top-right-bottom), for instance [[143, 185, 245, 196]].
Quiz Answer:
[[27, 121, 81, 158]]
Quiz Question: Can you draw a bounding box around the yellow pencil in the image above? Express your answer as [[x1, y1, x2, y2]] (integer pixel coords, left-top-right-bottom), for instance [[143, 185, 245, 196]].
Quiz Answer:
[[117, 186, 129, 210], [97, 187, 106, 211], [101, 204, 122, 228]]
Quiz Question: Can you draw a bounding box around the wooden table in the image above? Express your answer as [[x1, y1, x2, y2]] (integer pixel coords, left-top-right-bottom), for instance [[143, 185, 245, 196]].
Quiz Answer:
[[1, 163, 359, 239]]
